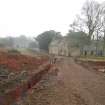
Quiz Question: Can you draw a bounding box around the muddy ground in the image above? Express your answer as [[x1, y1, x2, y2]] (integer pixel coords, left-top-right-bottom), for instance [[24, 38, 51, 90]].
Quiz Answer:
[[19, 57, 105, 105]]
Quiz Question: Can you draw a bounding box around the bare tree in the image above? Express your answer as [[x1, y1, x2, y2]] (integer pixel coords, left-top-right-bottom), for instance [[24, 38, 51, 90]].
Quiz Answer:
[[69, 15, 84, 32], [101, 8, 105, 55], [70, 0, 105, 42], [83, 1, 104, 39]]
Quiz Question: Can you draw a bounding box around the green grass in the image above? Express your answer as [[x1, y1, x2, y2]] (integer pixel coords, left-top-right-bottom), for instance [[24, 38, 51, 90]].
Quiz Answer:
[[78, 56, 105, 62]]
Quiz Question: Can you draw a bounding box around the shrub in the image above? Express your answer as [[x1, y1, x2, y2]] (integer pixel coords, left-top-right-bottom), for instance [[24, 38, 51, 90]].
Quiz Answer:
[[8, 49, 21, 54]]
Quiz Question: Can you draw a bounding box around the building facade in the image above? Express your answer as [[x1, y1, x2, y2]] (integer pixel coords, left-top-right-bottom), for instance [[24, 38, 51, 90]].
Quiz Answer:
[[49, 38, 70, 56]]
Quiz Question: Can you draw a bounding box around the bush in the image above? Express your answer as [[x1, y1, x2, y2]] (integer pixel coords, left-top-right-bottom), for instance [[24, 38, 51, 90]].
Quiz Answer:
[[8, 49, 21, 54], [0, 66, 9, 75]]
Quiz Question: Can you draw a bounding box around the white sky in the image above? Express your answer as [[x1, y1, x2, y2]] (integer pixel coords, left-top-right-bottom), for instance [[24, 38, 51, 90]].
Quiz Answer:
[[0, 0, 104, 37]]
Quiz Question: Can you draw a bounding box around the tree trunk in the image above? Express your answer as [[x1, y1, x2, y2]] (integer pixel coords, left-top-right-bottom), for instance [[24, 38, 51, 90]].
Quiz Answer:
[[103, 30, 105, 56], [88, 30, 94, 44], [96, 30, 99, 56]]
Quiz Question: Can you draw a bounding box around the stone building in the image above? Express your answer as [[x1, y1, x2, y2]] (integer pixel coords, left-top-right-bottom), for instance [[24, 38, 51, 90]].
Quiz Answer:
[[49, 38, 70, 56]]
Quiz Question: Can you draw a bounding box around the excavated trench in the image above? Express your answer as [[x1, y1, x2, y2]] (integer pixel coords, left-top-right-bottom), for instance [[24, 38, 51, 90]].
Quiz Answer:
[[0, 63, 52, 105]]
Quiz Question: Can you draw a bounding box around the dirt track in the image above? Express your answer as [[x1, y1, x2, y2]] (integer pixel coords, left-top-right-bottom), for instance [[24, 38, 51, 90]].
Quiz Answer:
[[22, 57, 105, 105], [57, 57, 105, 105]]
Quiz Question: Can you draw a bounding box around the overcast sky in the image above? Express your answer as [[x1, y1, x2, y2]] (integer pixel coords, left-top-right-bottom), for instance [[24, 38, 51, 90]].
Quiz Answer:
[[0, 0, 104, 37]]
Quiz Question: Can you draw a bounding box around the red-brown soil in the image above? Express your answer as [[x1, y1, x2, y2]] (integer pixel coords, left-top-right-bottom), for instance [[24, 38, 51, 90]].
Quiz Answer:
[[21, 57, 105, 105]]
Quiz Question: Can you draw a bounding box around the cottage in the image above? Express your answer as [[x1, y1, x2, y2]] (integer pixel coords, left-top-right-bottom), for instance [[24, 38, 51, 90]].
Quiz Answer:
[[49, 38, 70, 56]]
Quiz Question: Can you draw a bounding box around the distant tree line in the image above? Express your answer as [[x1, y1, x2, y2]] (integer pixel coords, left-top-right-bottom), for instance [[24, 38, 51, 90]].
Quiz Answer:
[[0, 36, 38, 50]]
